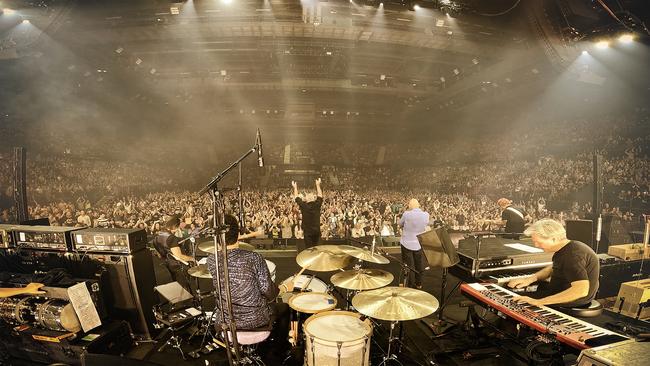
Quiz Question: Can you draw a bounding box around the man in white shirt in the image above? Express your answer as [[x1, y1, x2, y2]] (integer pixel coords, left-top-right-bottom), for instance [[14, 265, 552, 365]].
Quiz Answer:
[[398, 199, 430, 288]]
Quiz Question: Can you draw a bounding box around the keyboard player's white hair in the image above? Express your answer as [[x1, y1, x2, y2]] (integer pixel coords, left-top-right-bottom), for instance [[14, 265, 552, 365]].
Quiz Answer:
[[524, 219, 567, 240]]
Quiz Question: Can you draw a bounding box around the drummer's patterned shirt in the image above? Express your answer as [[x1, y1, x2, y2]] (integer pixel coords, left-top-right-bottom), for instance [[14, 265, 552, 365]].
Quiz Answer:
[[206, 248, 278, 330]]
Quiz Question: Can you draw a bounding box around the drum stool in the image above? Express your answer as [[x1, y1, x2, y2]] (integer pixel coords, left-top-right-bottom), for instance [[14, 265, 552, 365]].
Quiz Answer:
[[233, 330, 271, 366]]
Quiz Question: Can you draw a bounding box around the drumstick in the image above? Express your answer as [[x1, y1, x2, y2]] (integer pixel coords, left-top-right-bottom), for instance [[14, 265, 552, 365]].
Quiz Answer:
[[295, 266, 307, 278]]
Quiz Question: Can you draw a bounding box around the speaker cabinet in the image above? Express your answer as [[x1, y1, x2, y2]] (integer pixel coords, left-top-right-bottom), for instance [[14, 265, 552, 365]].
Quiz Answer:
[[87, 250, 156, 340], [566, 219, 594, 248]]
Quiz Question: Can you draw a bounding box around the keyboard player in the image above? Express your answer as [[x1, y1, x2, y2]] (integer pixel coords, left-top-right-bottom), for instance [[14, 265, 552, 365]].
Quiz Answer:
[[507, 219, 599, 308]]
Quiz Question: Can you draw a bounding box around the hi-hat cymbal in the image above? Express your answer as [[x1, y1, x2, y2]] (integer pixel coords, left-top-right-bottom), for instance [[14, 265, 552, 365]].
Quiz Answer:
[[330, 269, 394, 290], [188, 264, 212, 279], [352, 286, 439, 321], [296, 245, 352, 272], [338, 245, 390, 264], [198, 241, 255, 253]]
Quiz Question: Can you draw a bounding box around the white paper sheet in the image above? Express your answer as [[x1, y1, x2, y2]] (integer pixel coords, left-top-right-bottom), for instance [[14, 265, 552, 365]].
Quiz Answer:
[[504, 243, 543, 253]]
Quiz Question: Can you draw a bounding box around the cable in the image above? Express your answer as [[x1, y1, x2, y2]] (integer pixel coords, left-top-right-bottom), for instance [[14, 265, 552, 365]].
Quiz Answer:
[[475, 0, 521, 17]]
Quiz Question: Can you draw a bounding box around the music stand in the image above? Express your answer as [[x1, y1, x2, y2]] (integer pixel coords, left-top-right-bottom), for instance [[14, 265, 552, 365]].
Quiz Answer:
[[155, 281, 194, 305], [417, 227, 459, 335]]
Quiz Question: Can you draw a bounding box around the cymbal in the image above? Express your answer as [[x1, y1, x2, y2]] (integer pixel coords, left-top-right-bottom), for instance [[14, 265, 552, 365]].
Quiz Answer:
[[338, 245, 390, 264], [296, 245, 353, 272], [330, 269, 394, 290], [352, 286, 439, 321], [198, 241, 255, 253], [188, 264, 212, 279]]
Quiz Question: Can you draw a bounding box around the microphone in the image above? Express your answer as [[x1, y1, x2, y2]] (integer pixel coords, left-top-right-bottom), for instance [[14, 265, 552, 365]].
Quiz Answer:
[[371, 235, 376, 256], [256, 129, 264, 168], [596, 215, 602, 243]]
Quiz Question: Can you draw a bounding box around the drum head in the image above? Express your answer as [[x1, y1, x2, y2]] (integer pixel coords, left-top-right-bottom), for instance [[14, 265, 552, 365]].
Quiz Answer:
[[59, 304, 82, 333], [283, 274, 328, 292], [288, 292, 336, 314], [304, 311, 371, 343]]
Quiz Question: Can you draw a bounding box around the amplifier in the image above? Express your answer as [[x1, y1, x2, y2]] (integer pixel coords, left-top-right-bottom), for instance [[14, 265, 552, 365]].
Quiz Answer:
[[597, 257, 650, 298], [72, 228, 147, 254], [14, 225, 83, 252], [86, 250, 157, 340], [614, 279, 650, 320], [577, 339, 650, 366], [456, 236, 553, 275], [0, 224, 19, 249]]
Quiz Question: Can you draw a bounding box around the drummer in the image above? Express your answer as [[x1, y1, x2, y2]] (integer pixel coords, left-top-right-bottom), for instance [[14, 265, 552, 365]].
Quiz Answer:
[[153, 215, 196, 290], [206, 214, 294, 361]]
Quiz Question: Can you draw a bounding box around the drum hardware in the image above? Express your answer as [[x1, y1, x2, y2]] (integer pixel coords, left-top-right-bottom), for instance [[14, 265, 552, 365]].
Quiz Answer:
[[153, 305, 200, 360], [352, 287, 439, 365]]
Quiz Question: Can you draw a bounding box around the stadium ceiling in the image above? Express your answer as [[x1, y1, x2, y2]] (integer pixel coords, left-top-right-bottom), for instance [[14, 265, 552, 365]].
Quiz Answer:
[[0, 0, 555, 121]]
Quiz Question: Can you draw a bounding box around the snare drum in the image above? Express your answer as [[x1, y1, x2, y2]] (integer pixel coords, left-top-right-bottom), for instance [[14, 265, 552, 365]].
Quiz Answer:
[[288, 292, 336, 314], [303, 310, 372, 366], [280, 274, 328, 303], [265, 259, 276, 282]]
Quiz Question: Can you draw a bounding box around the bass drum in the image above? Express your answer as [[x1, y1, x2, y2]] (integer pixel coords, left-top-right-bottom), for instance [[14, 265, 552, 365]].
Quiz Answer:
[[34, 299, 82, 333], [304, 310, 372, 366]]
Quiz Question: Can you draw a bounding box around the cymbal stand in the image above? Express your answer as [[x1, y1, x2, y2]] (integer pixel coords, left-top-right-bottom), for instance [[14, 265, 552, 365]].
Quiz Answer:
[[378, 321, 402, 366]]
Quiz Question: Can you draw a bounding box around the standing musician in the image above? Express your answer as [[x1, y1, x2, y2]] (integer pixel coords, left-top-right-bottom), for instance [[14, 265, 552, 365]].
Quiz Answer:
[[153, 215, 195, 290], [492, 198, 530, 239], [206, 214, 293, 361], [508, 219, 599, 308], [292, 179, 323, 250], [398, 199, 430, 289]]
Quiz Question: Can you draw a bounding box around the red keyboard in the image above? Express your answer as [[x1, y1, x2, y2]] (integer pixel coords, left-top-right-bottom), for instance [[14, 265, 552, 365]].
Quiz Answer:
[[461, 283, 627, 349]]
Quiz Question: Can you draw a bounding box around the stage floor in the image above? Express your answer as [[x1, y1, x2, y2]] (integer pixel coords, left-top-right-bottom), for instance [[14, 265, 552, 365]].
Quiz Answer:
[[131, 254, 535, 366]]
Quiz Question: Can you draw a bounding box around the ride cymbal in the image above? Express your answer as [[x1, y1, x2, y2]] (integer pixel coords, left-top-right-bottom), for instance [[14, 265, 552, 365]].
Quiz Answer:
[[338, 245, 390, 264], [296, 245, 353, 272], [330, 269, 394, 290], [188, 264, 212, 279], [352, 286, 439, 321]]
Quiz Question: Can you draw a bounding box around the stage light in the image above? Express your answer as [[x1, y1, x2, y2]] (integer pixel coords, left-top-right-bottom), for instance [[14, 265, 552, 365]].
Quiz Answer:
[[222, 0, 232, 4], [582, 50, 588, 55], [22, 19, 29, 24], [595, 40, 609, 49], [618, 34, 634, 43], [413, 5, 420, 10]]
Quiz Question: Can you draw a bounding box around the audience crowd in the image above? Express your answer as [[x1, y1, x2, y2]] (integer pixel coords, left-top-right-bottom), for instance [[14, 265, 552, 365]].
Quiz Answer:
[[1, 111, 648, 241]]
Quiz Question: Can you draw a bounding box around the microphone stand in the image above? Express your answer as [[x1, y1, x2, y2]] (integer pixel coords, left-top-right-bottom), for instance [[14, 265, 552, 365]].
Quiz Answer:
[[238, 163, 245, 235], [197, 138, 260, 366]]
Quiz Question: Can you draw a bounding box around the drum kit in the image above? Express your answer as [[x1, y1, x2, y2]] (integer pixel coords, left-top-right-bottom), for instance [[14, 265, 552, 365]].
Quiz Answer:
[[174, 242, 439, 365]]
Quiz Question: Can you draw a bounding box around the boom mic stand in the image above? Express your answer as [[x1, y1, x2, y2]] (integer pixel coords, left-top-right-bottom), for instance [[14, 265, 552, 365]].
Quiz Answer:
[[197, 137, 261, 366]]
